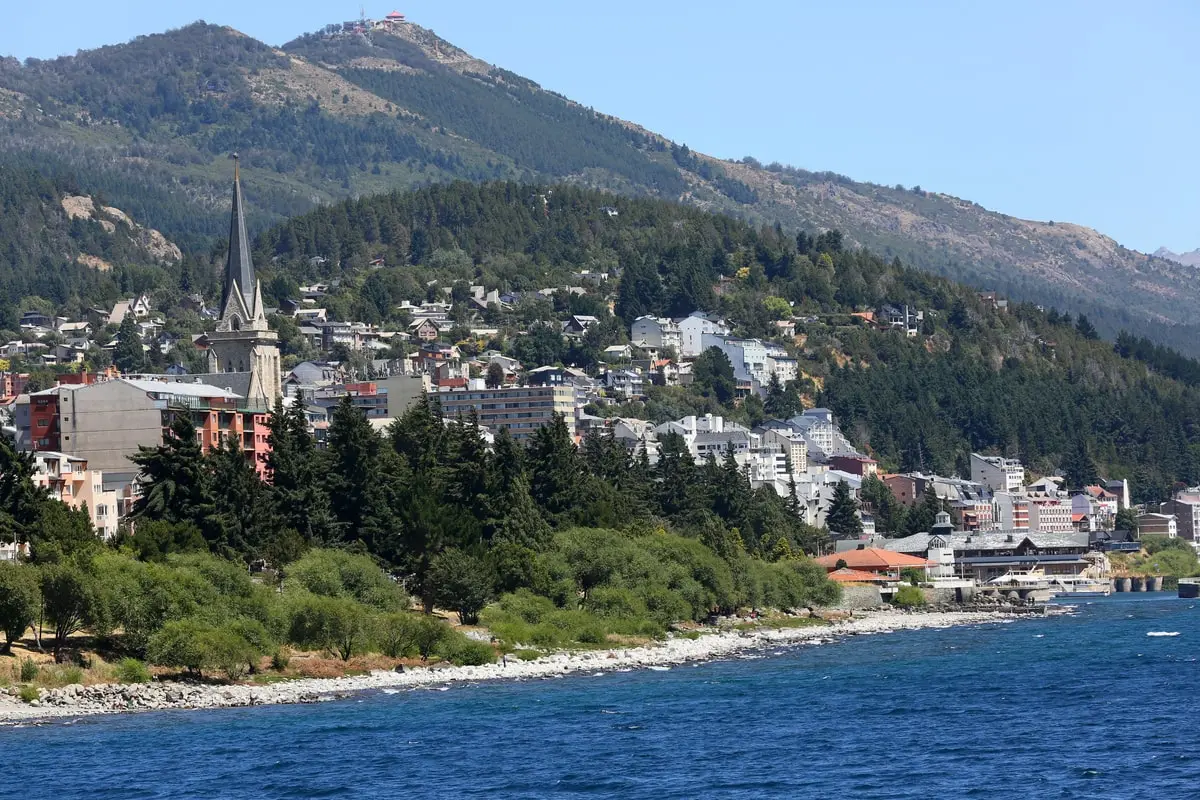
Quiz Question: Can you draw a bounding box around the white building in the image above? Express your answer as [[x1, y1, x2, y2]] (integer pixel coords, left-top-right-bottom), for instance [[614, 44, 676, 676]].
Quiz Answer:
[[785, 409, 860, 463], [1029, 497, 1074, 532], [631, 316, 681, 353], [676, 312, 729, 357], [701, 334, 768, 387], [971, 453, 1025, 494]]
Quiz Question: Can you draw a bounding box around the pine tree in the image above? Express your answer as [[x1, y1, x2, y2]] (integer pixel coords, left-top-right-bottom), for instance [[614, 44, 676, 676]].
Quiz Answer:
[[764, 372, 801, 418], [824, 479, 863, 537], [206, 436, 280, 562], [491, 473, 552, 550], [0, 438, 48, 542], [325, 396, 396, 552], [1062, 438, 1099, 490], [113, 315, 145, 374], [655, 431, 698, 518], [527, 414, 582, 522], [131, 414, 214, 533], [266, 399, 337, 543], [614, 255, 664, 325]]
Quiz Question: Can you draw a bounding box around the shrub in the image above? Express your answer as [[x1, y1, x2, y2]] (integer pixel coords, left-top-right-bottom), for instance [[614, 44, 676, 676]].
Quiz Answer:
[[56, 666, 85, 687], [376, 613, 421, 659], [438, 636, 495, 666], [270, 649, 291, 672], [116, 658, 152, 684], [586, 587, 647, 620], [893, 585, 926, 608], [284, 550, 407, 612], [286, 594, 373, 661], [146, 618, 263, 679], [18, 657, 38, 683], [514, 649, 541, 661], [18, 685, 39, 703], [429, 549, 494, 626], [412, 614, 450, 661]]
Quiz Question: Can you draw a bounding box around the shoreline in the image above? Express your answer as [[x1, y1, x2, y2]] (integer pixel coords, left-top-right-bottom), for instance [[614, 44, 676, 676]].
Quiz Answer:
[[0, 608, 1035, 725]]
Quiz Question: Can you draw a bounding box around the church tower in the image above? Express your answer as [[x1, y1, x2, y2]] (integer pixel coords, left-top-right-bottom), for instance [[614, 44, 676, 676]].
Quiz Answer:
[[205, 156, 282, 409]]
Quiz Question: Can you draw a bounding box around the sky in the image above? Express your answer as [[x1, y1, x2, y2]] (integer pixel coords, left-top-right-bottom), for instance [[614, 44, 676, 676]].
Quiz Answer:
[[1, 0, 1197, 253]]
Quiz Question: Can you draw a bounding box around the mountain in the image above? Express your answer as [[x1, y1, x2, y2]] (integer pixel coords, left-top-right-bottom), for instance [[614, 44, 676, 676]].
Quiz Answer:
[[1153, 247, 1200, 268], [0, 19, 1197, 352], [0, 163, 183, 318]]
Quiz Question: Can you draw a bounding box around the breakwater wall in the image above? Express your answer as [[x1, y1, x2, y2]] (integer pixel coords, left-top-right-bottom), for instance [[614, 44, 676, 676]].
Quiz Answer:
[[1112, 576, 1164, 592]]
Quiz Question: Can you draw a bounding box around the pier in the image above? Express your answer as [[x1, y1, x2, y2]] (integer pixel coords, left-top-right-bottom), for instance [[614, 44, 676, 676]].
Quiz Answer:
[[1112, 575, 1165, 593]]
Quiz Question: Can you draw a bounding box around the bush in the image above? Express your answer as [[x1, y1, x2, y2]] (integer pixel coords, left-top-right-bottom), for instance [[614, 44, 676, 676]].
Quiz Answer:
[[146, 618, 264, 679], [286, 594, 373, 661], [438, 636, 495, 666], [893, 585, 926, 608], [411, 614, 450, 661], [376, 613, 421, 659], [18, 685, 39, 703], [270, 648, 291, 671], [116, 658, 152, 684], [19, 657, 38, 683], [284, 550, 407, 612], [429, 549, 494, 626]]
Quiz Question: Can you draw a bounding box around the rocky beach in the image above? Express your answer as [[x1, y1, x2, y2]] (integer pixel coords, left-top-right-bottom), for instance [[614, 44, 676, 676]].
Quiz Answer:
[[0, 608, 1029, 724]]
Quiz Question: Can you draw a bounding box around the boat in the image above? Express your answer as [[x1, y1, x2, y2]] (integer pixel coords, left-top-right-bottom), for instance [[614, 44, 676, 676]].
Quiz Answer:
[[1048, 576, 1112, 598]]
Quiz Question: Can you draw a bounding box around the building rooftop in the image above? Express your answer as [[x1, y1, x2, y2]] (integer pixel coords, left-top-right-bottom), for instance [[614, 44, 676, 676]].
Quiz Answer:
[[814, 547, 931, 571]]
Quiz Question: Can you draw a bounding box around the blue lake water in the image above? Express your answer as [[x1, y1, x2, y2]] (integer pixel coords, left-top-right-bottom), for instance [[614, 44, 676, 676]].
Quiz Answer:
[[3, 595, 1197, 799]]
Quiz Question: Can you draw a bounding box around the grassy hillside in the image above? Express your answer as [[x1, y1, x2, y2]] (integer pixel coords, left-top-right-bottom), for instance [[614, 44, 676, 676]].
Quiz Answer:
[[0, 20, 1195, 353]]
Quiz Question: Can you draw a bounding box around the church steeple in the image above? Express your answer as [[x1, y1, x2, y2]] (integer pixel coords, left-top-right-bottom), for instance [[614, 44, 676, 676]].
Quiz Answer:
[[223, 154, 255, 313]]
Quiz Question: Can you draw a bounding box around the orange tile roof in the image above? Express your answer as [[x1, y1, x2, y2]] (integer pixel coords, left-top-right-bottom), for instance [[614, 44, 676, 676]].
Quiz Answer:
[[815, 547, 931, 571], [827, 567, 893, 584]]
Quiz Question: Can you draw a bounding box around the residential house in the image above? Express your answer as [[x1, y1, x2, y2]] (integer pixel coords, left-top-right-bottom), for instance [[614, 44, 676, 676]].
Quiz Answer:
[[676, 312, 729, 357], [970, 453, 1025, 494], [631, 316, 681, 353], [1137, 512, 1177, 538], [408, 318, 443, 343], [562, 315, 599, 337], [600, 368, 644, 399], [31, 451, 121, 539], [1160, 498, 1200, 542], [110, 294, 152, 326]]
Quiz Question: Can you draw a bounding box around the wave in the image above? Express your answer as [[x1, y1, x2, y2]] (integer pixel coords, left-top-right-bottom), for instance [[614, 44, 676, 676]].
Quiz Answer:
[[1146, 631, 1181, 637]]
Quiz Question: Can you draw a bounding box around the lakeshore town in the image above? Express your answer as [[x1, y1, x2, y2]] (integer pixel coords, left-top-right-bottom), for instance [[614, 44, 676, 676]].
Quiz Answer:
[[0, 169, 1192, 600]]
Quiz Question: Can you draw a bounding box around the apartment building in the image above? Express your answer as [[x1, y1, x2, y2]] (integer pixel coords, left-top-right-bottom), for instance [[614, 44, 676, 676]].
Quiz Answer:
[[438, 384, 576, 441]]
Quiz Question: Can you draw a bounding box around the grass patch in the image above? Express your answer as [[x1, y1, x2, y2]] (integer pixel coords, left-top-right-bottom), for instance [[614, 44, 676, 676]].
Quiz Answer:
[[116, 658, 152, 684], [513, 649, 541, 662], [18, 685, 39, 703]]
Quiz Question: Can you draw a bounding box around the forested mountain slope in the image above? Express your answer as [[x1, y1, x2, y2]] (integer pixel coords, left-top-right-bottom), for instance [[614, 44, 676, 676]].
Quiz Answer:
[[0, 20, 1195, 352], [0, 164, 184, 319], [253, 181, 1200, 504]]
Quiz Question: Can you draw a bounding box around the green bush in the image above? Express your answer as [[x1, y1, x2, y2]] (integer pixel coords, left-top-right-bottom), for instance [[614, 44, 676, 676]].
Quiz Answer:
[[286, 593, 373, 662], [146, 618, 264, 679], [438, 636, 495, 666], [270, 648, 291, 671], [18, 657, 38, 683], [18, 684, 39, 703], [514, 649, 541, 661], [284, 550, 408, 612], [376, 613, 422, 659], [57, 666, 85, 687], [116, 658, 152, 684], [417, 615, 453, 661], [893, 585, 926, 608]]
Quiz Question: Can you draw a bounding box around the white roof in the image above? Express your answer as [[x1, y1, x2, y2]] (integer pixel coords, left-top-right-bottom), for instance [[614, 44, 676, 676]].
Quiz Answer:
[[122, 379, 242, 400]]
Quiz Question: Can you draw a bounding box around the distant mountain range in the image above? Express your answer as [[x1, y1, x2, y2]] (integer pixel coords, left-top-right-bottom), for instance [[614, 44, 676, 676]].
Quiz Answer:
[[1, 19, 1198, 352], [1153, 247, 1200, 268]]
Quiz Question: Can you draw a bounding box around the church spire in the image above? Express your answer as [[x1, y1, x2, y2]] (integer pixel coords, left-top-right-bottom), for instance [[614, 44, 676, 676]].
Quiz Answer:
[[223, 153, 255, 313]]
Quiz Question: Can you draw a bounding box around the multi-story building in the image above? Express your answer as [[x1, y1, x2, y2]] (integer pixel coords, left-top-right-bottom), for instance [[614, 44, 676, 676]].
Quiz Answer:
[[631, 316, 682, 353], [676, 312, 728, 357], [438, 384, 576, 441], [970, 453, 1025, 494], [993, 491, 1030, 530], [1029, 497, 1074, 532], [1159, 498, 1200, 542], [1137, 512, 1177, 538], [31, 452, 120, 539]]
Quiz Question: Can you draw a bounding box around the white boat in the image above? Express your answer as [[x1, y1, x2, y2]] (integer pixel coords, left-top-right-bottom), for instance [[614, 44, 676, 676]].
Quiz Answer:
[[1048, 576, 1112, 598]]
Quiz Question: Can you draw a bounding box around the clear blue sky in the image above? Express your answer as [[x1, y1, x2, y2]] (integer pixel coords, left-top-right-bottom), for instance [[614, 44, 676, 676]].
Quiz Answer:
[[2, 1, 1197, 253]]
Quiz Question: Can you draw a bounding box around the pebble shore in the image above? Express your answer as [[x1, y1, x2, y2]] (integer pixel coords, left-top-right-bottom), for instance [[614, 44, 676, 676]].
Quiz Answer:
[[0, 609, 1022, 724]]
